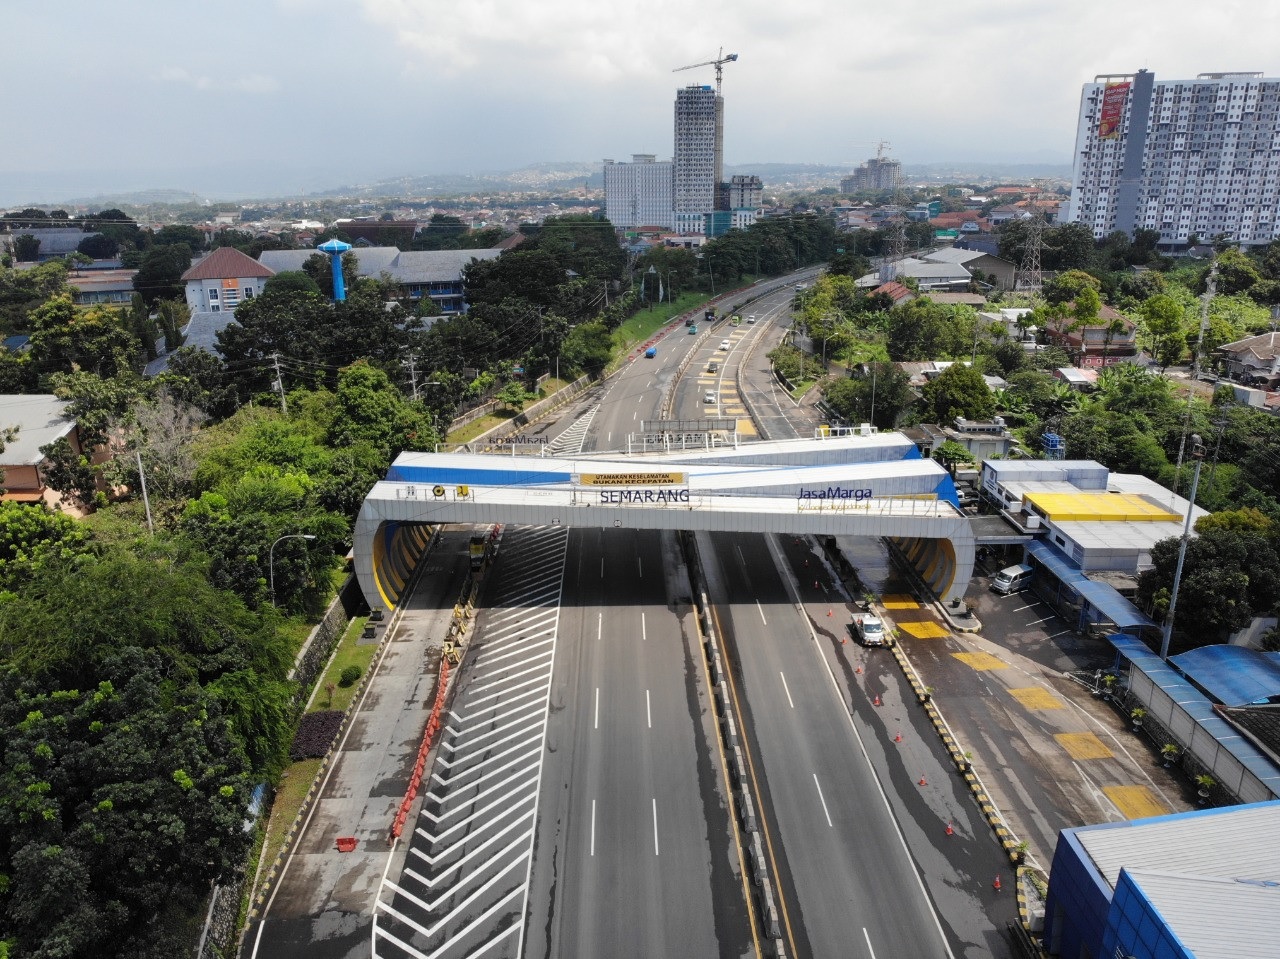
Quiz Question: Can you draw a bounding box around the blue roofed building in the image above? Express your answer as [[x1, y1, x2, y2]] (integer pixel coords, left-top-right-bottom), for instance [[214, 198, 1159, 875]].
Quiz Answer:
[[1043, 800, 1280, 959]]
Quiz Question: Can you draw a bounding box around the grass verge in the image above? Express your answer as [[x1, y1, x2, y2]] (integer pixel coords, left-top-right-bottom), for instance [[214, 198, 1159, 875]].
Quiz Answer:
[[613, 292, 711, 353], [447, 410, 516, 443], [309, 616, 376, 714], [254, 757, 323, 895]]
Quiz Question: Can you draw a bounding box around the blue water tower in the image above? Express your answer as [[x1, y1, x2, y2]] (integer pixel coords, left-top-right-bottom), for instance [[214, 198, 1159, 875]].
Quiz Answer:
[[1042, 432, 1064, 460], [317, 238, 353, 301]]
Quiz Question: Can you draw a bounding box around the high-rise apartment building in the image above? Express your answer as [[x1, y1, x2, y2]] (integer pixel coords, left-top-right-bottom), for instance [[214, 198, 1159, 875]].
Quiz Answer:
[[603, 155, 673, 229], [1067, 69, 1280, 246], [840, 157, 902, 194], [673, 85, 724, 234]]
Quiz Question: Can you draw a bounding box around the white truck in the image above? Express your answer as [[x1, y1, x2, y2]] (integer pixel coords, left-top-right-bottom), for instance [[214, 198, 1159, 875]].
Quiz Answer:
[[850, 610, 893, 647]]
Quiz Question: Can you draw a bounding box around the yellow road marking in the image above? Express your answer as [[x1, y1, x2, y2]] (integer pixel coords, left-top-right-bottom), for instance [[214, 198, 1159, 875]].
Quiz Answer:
[[899, 621, 948, 639], [1009, 687, 1065, 710], [1055, 732, 1114, 760], [952, 651, 1009, 671], [737, 422, 758, 437], [882, 594, 919, 609], [1103, 785, 1170, 819]]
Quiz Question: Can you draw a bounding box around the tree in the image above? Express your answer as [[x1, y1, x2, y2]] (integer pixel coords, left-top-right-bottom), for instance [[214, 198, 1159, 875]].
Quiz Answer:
[[0, 502, 95, 590], [262, 270, 322, 300], [27, 295, 142, 378], [1140, 294, 1187, 370], [1137, 526, 1280, 643], [76, 233, 119, 260], [132, 244, 192, 306], [498, 381, 532, 411], [920, 362, 994, 424], [11, 233, 41, 262], [560, 321, 613, 374], [39, 436, 101, 509], [1042, 269, 1103, 306], [821, 363, 914, 429]]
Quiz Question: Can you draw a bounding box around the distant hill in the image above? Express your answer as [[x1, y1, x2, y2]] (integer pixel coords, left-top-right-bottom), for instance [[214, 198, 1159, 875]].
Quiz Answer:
[[61, 188, 205, 208], [316, 162, 602, 198]]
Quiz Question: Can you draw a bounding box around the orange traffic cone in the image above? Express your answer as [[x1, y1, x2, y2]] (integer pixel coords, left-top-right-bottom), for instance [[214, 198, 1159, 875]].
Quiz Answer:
[[856, 665, 862, 674], [918, 775, 928, 786], [946, 821, 954, 836], [993, 875, 1002, 893], [895, 731, 902, 742], [814, 580, 820, 590], [873, 694, 882, 706], [827, 608, 833, 617]]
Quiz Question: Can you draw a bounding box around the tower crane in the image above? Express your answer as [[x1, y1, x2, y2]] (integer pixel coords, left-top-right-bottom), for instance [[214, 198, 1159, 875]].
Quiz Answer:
[[673, 48, 739, 96]]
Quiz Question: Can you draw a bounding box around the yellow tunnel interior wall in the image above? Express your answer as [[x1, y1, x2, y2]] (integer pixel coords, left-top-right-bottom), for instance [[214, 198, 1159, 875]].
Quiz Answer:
[[371, 522, 434, 609], [891, 535, 958, 600]]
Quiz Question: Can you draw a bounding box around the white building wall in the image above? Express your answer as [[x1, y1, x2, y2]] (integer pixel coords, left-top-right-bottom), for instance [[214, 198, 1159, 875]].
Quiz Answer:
[[184, 275, 267, 314], [603, 156, 673, 229], [1069, 71, 1280, 246]]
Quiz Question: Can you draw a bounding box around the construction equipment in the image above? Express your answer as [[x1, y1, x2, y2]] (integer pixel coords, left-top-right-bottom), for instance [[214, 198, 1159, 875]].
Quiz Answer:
[[673, 48, 739, 95]]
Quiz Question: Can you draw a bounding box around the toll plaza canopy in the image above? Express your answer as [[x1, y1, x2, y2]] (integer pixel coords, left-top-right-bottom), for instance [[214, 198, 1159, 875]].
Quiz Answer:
[[354, 433, 977, 612]]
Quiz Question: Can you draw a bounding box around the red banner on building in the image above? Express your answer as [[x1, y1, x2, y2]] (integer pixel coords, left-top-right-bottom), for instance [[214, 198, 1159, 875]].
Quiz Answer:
[[1098, 81, 1131, 140]]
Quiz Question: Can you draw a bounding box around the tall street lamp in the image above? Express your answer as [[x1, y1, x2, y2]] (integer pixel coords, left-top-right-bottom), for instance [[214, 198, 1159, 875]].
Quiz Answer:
[[270, 533, 316, 607]]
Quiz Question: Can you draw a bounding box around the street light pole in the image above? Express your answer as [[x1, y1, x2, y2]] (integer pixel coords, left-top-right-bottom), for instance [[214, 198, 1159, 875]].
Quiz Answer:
[[1159, 435, 1205, 660], [269, 533, 317, 607]]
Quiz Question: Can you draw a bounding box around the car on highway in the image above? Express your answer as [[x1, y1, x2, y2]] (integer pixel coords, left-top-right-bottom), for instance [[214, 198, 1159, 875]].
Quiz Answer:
[[644, 346, 657, 358], [688, 324, 698, 334], [707, 361, 718, 373], [718, 339, 731, 350], [746, 314, 757, 323], [850, 610, 893, 647], [703, 390, 716, 404]]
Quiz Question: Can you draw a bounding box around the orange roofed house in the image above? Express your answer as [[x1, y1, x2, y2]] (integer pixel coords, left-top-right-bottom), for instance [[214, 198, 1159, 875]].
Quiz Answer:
[[182, 246, 274, 315]]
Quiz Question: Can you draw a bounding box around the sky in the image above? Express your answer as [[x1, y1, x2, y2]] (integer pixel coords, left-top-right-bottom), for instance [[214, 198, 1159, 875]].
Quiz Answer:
[[3, 0, 1279, 205]]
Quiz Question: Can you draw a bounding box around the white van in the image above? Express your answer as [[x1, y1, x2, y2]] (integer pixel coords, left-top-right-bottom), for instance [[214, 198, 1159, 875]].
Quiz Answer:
[[991, 563, 1034, 595]]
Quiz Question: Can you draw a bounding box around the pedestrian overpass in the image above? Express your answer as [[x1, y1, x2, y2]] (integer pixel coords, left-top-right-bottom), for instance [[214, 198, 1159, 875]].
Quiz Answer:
[[353, 433, 977, 612]]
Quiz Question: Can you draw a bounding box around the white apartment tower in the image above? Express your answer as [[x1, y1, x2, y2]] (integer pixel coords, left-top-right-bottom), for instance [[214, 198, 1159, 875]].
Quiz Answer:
[[673, 85, 724, 234], [603, 155, 674, 229], [1067, 69, 1280, 247]]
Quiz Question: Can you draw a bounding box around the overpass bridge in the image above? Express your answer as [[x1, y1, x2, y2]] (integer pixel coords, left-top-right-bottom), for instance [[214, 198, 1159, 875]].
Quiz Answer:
[[354, 432, 978, 611]]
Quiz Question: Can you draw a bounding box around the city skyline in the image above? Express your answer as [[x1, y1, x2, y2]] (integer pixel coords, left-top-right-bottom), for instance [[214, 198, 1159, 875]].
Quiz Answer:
[[3, 0, 1280, 205]]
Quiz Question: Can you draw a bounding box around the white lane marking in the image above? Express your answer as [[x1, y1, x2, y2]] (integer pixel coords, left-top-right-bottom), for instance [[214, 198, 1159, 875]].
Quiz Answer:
[[652, 798, 660, 856], [1027, 616, 1055, 625], [780, 671, 795, 708], [813, 773, 834, 828], [646, 689, 652, 728], [637, 395, 643, 403], [607, 431, 612, 444], [597, 612, 602, 641], [633, 410, 637, 420], [595, 687, 600, 730], [863, 927, 878, 959], [591, 799, 597, 857], [1045, 629, 1073, 639], [1012, 603, 1036, 612], [641, 611, 647, 642], [756, 600, 768, 625], [637, 555, 643, 578]]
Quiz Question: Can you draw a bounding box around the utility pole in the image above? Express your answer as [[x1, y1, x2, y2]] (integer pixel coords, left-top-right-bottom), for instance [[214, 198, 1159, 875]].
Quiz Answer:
[[135, 449, 153, 536], [1159, 434, 1206, 660], [405, 355, 420, 401], [270, 352, 288, 415], [1171, 257, 1218, 499]]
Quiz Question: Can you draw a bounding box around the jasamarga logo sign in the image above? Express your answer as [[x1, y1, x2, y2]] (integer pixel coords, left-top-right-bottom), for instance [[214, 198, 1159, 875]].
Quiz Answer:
[[797, 486, 873, 501]]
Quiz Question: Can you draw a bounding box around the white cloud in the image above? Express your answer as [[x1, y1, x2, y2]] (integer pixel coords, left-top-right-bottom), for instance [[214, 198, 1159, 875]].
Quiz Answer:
[[155, 66, 279, 95]]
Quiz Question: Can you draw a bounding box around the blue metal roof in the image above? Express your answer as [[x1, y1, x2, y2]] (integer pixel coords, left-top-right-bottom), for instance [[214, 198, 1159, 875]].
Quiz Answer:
[[1025, 540, 1157, 632], [1109, 635, 1280, 798], [1170, 646, 1280, 707]]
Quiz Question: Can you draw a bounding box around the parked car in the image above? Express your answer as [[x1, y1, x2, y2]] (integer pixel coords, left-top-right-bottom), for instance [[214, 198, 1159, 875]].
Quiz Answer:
[[991, 563, 1034, 595]]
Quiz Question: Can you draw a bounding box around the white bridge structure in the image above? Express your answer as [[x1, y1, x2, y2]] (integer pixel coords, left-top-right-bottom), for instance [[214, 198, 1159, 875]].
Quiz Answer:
[[354, 432, 977, 611]]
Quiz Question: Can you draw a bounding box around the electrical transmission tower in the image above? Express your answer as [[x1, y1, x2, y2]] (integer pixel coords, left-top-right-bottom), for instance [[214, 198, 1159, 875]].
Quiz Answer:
[[1016, 182, 1045, 291]]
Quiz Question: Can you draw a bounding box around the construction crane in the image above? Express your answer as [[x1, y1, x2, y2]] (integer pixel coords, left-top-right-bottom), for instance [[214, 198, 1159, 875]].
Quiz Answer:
[[673, 48, 739, 96]]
